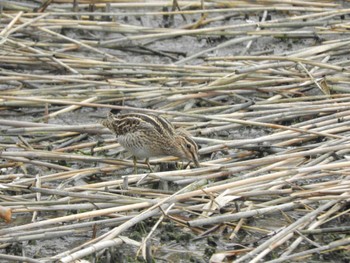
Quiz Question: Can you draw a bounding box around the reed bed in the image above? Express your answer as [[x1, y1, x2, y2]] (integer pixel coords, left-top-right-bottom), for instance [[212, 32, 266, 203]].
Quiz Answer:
[[0, 0, 350, 262]]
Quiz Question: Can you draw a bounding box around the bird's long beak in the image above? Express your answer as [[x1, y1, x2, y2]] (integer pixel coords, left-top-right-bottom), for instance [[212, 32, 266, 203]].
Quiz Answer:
[[193, 154, 200, 168]]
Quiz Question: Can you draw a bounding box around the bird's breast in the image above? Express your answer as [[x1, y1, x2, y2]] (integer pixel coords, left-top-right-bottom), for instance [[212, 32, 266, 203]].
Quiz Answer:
[[117, 133, 164, 159]]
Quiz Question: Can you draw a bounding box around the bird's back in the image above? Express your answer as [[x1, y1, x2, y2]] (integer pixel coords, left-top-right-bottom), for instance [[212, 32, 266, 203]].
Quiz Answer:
[[101, 112, 178, 158], [102, 112, 175, 137]]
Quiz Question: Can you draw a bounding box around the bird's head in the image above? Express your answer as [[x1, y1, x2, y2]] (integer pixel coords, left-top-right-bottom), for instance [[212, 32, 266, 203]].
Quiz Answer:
[[173, 129, 200, 167]]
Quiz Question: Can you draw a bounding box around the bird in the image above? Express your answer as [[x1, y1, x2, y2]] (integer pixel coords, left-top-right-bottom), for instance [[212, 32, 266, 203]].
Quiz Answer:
[[100, 111, 200, 172]]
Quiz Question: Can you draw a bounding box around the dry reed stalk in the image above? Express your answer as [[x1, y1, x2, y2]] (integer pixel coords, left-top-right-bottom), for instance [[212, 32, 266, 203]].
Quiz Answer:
[[266, 237, 350, 263], [0, 201, 153, 236], [1, 156, 72, 171], [6, 166, 117, 186], [0, 216, 137, 241], [0, 254, 41, 263], [0, 11, 24, 37], [0, 150, 133, 166]]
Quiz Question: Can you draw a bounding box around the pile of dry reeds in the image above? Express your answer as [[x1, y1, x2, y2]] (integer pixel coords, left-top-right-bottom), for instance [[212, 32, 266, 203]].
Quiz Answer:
[[0, 0, 350, 262]]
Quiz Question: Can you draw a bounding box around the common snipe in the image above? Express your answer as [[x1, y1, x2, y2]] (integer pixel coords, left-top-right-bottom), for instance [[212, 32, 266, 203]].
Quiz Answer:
[[101, 112, 200, 172]]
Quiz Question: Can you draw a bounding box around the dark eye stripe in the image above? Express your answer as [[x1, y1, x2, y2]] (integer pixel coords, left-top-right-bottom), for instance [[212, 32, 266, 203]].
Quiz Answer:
[[181, 136, 198, 152]]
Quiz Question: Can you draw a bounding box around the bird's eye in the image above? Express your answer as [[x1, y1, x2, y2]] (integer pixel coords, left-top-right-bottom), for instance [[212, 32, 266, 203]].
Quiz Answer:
[[186, 144, 192, 149]]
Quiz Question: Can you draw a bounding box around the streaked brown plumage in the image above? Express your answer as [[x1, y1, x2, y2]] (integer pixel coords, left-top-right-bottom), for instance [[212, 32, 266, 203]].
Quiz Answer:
[[101, 112, 200, 171]]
